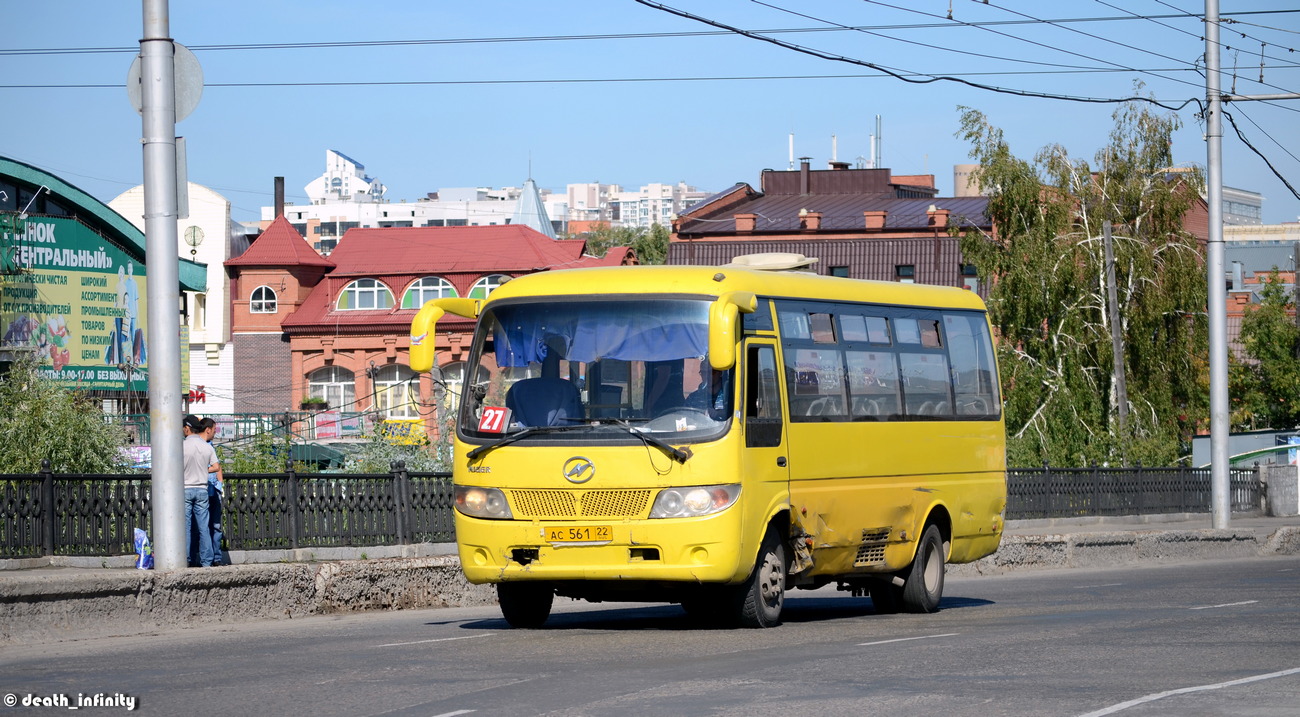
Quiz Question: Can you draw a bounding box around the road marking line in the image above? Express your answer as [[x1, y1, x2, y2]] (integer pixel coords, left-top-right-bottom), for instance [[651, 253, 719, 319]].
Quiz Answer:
[[375, 634, 491, 648], [1189, 600, 1258, 610], [431, 711, 476, 717], [1075, 666, 1300, 717], [858, 633, 959, 646], [1075, 583, 1124, 589]]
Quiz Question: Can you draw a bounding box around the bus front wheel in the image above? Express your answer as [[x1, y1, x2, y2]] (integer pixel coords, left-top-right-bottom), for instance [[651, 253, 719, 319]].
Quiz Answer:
[[900, 524, 945, 613], [497, 582, 554, 628], [734, 527, 786, 628]]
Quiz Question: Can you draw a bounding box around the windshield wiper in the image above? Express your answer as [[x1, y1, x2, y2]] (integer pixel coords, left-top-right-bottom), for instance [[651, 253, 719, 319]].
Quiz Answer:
[[585, 418, 696, 462], [466, 424, 587, 461]]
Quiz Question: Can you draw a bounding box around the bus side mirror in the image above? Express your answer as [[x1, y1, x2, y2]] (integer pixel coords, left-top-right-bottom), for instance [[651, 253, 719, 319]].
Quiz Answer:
[[409, 298, 481, 373], [709, 291, 757, 371]]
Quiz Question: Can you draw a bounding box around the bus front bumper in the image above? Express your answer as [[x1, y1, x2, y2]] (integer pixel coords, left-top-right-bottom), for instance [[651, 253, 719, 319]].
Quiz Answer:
[[455, 509, 747, 585]]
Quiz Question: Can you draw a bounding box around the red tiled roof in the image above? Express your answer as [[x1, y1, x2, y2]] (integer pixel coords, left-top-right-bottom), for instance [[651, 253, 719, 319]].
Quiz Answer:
[[325, 225, 586, 276], [281, 225, 595, 331], [225, 215, 335, 268]]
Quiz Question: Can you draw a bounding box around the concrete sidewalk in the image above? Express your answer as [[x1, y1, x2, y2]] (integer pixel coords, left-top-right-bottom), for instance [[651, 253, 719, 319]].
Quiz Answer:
[[3, 513, 1298, 646]]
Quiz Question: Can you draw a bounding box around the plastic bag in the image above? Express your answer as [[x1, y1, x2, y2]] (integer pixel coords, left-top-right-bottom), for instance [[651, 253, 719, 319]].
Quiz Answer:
[[133, 528, 154, 570]]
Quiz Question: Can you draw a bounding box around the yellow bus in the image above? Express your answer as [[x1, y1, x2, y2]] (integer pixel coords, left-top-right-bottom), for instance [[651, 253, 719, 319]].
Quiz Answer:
[[409, 257, 1005, 628]]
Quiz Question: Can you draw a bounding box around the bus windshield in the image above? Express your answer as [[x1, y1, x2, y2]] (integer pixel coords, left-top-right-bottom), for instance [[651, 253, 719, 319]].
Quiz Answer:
[[458, 298, 733, 441]]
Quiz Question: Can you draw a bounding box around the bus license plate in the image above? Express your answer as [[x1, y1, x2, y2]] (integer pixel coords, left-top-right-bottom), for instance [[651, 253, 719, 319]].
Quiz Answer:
[[546, 525, 612, 543]]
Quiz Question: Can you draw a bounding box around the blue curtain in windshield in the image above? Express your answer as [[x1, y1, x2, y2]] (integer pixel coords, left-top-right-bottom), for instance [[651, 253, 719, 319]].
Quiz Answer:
[[493, 302, 709, 367]]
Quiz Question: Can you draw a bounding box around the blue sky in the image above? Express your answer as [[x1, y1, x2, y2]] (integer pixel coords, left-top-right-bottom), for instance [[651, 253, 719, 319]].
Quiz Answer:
[[6, 1, 1299, 224]]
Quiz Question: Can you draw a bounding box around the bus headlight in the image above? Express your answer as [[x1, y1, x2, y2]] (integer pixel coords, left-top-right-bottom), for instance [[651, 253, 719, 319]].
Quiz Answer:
[[649, 484, 741, 518], [455, 486, 513, 519]]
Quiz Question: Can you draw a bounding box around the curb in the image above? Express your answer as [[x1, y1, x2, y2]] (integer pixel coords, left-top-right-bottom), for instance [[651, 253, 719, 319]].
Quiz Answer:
[[950, 526, 1300, 576], [0, 556, 495, 646]]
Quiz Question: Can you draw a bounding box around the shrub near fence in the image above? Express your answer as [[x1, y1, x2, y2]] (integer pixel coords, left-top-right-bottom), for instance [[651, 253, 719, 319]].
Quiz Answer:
[[1, 464, 1265, 559], [0, 461, 454, 560]]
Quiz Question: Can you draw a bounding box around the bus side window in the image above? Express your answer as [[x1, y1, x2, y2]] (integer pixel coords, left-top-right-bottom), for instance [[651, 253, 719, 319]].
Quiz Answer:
[[944, 313, 1001, 418], [745, 345, 783, 448]]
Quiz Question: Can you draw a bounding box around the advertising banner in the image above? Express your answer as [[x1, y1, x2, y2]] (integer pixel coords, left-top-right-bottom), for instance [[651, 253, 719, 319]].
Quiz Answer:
[[1, 216, 148, 392]]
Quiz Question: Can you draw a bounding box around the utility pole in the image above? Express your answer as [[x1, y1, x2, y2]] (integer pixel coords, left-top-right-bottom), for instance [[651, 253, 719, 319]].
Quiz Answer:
[[140, 0, 186, 569], [1103, 221, 1128, 451], [1207, 2, 1300, 526]]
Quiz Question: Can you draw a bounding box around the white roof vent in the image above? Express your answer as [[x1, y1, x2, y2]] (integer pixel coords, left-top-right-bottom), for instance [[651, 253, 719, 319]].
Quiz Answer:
[[722, 252, 820, 272]]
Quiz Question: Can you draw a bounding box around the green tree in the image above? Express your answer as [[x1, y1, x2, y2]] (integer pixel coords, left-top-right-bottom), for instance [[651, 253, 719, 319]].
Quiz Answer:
[[341, 427, 450, 473], [0, 358, 130, 472], [1230, 271, 1300, 431], [219, 425, 318, 474], [570, 224, 670, 264], [955, 98, 1207, 467]]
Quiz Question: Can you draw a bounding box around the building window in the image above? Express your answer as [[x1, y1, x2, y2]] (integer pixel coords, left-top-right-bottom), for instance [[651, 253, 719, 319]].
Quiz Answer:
[[401, 277, 458, 309], [373, 364, 418, 419], [337, 278, 394, 310], [895, 265, 915, 283], [308, 366, 355, 410], [468, 274, 510, 300], [830, 266, 849, 278], [250, 286, 278, 313], [961, 264, 979, 292], [437, 361, 466, 406], [194, 293, 207, 330]]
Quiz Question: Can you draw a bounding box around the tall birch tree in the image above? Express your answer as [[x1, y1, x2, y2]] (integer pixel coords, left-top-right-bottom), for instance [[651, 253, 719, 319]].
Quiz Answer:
[[955, 100, 1208, 466]]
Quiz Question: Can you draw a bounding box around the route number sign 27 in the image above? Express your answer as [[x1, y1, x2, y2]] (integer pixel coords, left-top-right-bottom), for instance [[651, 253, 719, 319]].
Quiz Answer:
[[478, 406, 510, 433]]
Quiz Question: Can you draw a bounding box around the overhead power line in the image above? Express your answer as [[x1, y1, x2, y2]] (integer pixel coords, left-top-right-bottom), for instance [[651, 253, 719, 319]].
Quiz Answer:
[[631, 0, 1202, 111], [0, 68, 1211, 91], [3, 9, 1297, 56]]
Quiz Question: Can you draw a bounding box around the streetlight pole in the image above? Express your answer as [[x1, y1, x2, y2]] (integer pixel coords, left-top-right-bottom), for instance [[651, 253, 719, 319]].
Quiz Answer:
[[140, 0, 186, 568], [1205, 0, 1230, 528]]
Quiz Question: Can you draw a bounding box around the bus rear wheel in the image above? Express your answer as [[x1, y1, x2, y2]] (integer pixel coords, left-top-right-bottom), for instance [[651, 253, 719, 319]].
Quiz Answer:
[[497, 582, 554, 628], [899, 524, 945, 613], [733, 527, 786, 628]]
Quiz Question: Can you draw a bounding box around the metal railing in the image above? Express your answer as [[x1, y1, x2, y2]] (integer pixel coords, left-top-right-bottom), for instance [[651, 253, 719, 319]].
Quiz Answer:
[[1006, 465, 1262, 520], [1, 461, 452, 559], [113, 411, 373, 445], [1, 465, 1265, 559]]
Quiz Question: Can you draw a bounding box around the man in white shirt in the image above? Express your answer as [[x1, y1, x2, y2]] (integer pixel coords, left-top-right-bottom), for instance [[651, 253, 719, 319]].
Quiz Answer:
[[182, 414, 220, 567]]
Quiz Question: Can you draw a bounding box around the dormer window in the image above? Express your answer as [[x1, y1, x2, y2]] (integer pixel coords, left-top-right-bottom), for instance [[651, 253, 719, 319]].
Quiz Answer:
[[337, 278, 394, 310], [251, 285, 278, 313], [401, 277, 458, 309], [468, 274, 510, 300]]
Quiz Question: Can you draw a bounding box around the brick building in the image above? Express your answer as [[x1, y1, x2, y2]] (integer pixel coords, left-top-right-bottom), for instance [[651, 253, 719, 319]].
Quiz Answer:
[[225, 217, 633, 431], [667, 160, 991, 290]]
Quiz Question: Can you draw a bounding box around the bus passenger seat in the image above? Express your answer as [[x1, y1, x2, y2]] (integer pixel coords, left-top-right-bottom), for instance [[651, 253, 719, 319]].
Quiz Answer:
[[506, 378, 582, 426]]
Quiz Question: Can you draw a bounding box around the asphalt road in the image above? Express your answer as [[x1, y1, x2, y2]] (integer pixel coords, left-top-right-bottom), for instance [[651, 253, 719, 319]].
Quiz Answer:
[[2, 556, 1298, 717]]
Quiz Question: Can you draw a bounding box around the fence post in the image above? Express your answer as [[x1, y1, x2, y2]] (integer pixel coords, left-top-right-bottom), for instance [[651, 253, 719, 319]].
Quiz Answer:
[[1041, 462, 1052, 517], [391, 460, 409, 545], [1092, 462, 1101, 516], [40, 459, 55, 557], [1256, 464, 1266, 514], [1134, 461, 1144, 515], [285, 459, 302, 551]]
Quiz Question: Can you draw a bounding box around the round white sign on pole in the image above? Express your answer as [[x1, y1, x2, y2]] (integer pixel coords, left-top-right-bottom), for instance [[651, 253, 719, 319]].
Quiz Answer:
[[126, 42, 203, 122]]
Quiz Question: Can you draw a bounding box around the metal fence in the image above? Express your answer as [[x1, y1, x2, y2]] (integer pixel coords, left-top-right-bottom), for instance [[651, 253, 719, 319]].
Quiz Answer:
[[0, 462, 453, 560], [1006, 465, 1263, 520], [1, 464, 1265, 559]]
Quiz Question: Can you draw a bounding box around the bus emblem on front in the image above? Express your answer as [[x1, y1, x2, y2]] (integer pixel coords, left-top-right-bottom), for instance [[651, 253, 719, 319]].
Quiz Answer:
[[563, 457, 596, 484]]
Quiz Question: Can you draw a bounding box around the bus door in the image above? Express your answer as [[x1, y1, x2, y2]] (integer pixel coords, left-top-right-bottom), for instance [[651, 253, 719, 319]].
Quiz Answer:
[[740, 341, 794, 560]]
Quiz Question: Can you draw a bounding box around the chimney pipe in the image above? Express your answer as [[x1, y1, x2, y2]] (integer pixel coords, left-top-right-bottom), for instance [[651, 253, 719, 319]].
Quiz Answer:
[[799, 157, 811, 195], [274, 176, 285, 218]]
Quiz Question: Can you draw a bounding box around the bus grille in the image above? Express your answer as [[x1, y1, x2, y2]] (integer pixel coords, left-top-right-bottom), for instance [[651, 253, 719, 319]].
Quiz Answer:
[[509, 489, 653, 519], [854, 528, 891, 566]]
